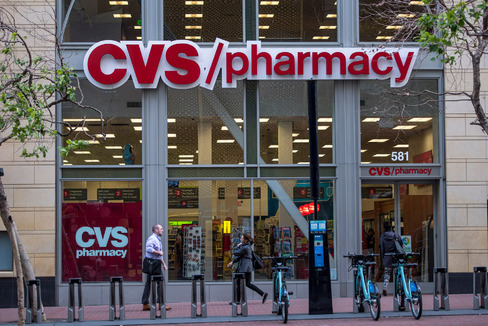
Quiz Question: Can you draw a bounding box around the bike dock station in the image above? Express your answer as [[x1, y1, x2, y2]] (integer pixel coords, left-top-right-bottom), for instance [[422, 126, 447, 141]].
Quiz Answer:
[[473, 266, 488, 310], [433, 267, 450, 311], [26, 279, 42, 324], [231, 273, 248, 317], [108, 276, 125, 321], [67, 278, 84, 322], [150, 275, 166, 319], [191, 274, 207, 318]]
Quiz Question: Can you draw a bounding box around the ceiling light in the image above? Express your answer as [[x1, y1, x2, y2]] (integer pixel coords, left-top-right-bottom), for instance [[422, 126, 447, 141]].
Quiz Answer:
[[113, 14, 132, 18], [185, 1, 204, 4], [269, 145, 279, 148], [179, 163, 193, 165], [291, 133, 300, 138], [361, 149, 367, 153], [234, 118, 244, 123], [134, 26, 142, 30], [168, 133, 176, 137], [63, 118, 102, 122], [85, 159, 100, 163], [179, 155, 195, 158], [74, 151, 91, 154], [136, 36, 142, 40], [409, 1, 425, 5], [373, 154, 390, 157], [73, 126, 89, 132], [362, 117, 380, 122], [408, 117, 432, 122], [185, 36, 201, 40], [293, 139, 309, 143], [87, 140, 100, 145], [179, 159, 194, 162], [397, 13, 415, 18], [260, 1, 279, 5], [133, 126, 142, 131], [185, 13, 203, 18], [322, 145, 333, 148], [361, 162, 371, 164], [96, 134, 115, 138], [168, 145, 177, 149], [319, 26, 337, 29], [368, 139, 389, 143], [376, 36, 393, 40], [313, 36, 330, 40], [318, 154, 325, 157], [318, 126, 329, 130], [393, 125, 417, 130], [109, 1, 128, 5], [139, 140, 142, 143], [394, 144, 410, 148], [64, 163, 72, 166], [259, 14, 274, 18], [326, 14, 337, 18], [272, 158, 279, 162], [260, 118, 269, 122], [292, 150, 298, 153], [185, 25, 202, 29], [119, 163, 126, 165], [387, 25, 403, 29], [318, 118, 333, 123], [259, 26, 270, 29], [298, 162, 309, 165], [168, 118, 176, 123], [259, 36, 266, 39], [105, 146, 123, 149], [221, 126, 242, 130], [217, 139, 235, 143], [63, 160, 68, 163], [131, 118, 142, 123], [113, 155, 123, 158]]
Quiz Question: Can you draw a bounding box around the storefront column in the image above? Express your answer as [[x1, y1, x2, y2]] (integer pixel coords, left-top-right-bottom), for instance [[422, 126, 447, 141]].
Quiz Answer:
[[278, 121, 293, 164]]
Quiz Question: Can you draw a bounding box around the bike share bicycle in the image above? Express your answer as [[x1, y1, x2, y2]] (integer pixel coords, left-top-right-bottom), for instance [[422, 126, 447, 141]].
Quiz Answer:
[[344, 253, 381, 321], [385, 252, 422, 319], [262, 255, 298, 324]]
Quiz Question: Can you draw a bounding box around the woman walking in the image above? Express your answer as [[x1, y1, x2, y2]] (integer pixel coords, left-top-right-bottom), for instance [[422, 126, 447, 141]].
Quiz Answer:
[[228, 233, 268, 303]]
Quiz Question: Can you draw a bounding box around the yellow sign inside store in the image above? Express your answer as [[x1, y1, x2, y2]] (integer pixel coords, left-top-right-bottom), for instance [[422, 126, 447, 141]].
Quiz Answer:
[[224, 220, 231, 233]]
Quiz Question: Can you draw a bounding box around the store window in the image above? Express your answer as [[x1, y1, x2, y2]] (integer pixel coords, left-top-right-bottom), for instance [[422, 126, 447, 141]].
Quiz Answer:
[[259, 81, 334, 165], [61, 80, 142, 166], [167, 80, 244, 165], [62, 0, 142, 42], [360, 79, 439, 164], [61, 181, 143, 282], [359, 0, 430, 42], [259, 0, 337, 42], [164, 0, 243, 42], [0, 231, 13, 271]]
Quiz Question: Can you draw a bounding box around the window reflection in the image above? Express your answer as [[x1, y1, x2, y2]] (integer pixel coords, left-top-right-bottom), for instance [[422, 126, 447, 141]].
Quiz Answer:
[[62, 0, 142, 42]]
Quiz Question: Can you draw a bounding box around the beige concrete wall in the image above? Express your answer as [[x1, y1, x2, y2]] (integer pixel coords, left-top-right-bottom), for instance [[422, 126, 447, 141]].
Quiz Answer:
[[0, 0, 56, 278]]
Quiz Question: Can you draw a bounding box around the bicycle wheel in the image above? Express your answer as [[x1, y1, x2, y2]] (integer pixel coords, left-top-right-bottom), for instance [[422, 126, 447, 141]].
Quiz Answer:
[[356, 277, 365, 312], [409, 280, 422, 319], [282, 286, 289, 324], [395, 275, 405, 311], [368, 282, 381, 321]]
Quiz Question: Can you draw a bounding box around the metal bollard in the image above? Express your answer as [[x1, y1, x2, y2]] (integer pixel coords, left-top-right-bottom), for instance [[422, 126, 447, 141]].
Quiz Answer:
[[473, 266, 488, 310], [26, 279, 42, 324], [150, 275, 166, 320], [231, 273, 248, 317], [109, 277, 125, 321], [191, 274, 207, 318], [68, 278, 84, 322], [433, 267, 450, 311]]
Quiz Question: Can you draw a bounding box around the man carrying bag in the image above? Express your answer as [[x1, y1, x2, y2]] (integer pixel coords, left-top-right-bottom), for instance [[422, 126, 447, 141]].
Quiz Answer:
[[141, 224, 172, 311]]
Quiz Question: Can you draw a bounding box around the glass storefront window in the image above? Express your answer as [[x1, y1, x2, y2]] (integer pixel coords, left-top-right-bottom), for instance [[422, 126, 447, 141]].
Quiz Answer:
[[260, 81, 334, 164], [164, 0, 243, 42], [61, 80, 142, 166], [167, 80, 244, 165], [359, 0, 430, 42], [259, 0, 337, 42], [62, 0, 142, 42], [166, 179, 336, 282], [61, 180, 143, 282], [360, 79, 439, 164]]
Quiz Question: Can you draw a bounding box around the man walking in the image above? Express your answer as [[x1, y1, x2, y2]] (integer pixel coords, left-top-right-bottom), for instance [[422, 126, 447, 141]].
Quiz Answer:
[[141, 224, 172, 311]]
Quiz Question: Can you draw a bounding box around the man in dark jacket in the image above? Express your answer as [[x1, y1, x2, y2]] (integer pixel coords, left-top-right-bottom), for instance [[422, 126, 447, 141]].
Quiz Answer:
[[379, 221, 403, 296]]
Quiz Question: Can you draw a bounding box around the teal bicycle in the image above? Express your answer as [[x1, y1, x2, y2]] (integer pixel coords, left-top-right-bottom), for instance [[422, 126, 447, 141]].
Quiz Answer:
[[344, 253, 381, 320], [262, 255, 297, 324], [386, 252, 422, 319]]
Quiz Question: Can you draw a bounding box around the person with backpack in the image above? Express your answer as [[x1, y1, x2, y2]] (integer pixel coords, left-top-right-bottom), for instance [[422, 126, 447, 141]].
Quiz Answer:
[[379, 221, 403, 297], [227, 233, 268, 304]]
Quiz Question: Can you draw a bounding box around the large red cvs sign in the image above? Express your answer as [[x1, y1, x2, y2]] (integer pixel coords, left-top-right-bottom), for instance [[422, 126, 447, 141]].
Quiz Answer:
[[84, 39, 419, 90]]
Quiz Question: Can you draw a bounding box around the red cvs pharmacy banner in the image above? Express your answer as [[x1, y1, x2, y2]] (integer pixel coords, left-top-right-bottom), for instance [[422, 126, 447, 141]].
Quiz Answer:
[[62, 202, 143, 282], [84, 39, 419, 90]]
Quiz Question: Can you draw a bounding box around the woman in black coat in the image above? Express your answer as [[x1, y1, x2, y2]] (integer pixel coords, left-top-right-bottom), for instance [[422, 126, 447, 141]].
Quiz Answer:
[[227, 233, 268, 303]]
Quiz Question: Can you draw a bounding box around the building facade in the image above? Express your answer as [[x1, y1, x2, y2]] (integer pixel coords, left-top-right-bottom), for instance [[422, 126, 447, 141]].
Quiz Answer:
[[0, 0, 486, 308]]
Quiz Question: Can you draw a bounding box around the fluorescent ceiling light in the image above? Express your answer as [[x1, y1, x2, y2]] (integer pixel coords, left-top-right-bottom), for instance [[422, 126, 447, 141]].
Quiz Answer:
[[397, 13, 415, 18], [109, 1, 128, 5], [260, 118, 270, 122], [96, 134, 115, 138], [73, 127, 89, 132], [318, 118, 333, 123], [361, 162, 371, 164], [318, 126, 329, 130], [409, 1, 425, 5], [292, 150, 298, 153], [298, 162, 309, 165], [272, 158, 279, 162], [168, 118, 176, 123], [105, 146, 123, 149], [319, 26, 337, 29], [259, 14, 274, 18], [259, 26, 270, 29], [63, 118, 102, 122], [185, 13, 203, 18], [361, 149, 367, 153], [313, 36, 330, 40], [119, 163, 126, 165], [134, 26, 142, 30], [326, 14, 337, 18], [113, 14, 131, 18], [87, 140, 100, 145], [179, 163, 193, 165], [168, 145, 177, 149], [84, 159, 100, 163], [260, 1, 279, 5], [234, 118, 244, 123], [393, 125, 417, 130], [322, 145, 333, 148], [221, 126, 242, 131], [74, 151, 91, 154], [318, 154, 325, 157], [179, 155, 194, 158], [259, 36, 266, 39], [408, 117, 432, 122], [292, 133, 299, 137], [217, 139, 235, 143], [368, 139, 389, 143], [373, 154, 390, 157], [293, 139, 309, 143], [131, 118, 142, 123], [133, 126, 142, 131], [113, 155, 123, 158], [179, 159, 194, 162], [137, 37, 142, 40], [185, 1, 204, 4], [63, 160, 68, 163], [185, 36, 201, 40], [387, 25, 403, 29], [168, 133, 176, 138], [362, 117, 380, 122], [64, 163, 72, 166], [139, 140, 142, 143], [376, 36, 393, 40], [394, 144, 410, 148], [185, 26, 202, 29], [269, 145, 279, 148]]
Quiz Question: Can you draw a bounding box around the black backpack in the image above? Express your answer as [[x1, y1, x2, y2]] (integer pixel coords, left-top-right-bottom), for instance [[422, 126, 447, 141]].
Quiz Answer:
[[252, 251, 264, 270]]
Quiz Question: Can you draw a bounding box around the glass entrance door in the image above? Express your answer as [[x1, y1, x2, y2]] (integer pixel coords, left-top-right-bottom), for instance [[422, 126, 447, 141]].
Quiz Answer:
[[361, 182, 434, 283]]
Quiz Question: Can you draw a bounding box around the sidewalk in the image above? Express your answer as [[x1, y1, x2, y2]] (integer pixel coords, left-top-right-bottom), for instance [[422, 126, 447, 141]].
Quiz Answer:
[[0, 294, 487, 325]]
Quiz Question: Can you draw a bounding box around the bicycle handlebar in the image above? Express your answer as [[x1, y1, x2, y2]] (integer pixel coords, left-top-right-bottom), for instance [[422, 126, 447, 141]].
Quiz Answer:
[[262, 256, 298, 260], [385, 252, 420, 257]]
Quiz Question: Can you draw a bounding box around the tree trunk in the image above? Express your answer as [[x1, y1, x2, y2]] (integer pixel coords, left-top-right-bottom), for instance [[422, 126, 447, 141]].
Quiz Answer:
[[0, 177, 25, 326]]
